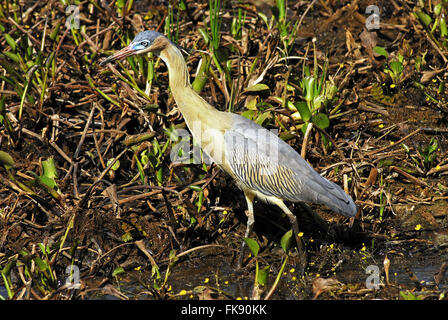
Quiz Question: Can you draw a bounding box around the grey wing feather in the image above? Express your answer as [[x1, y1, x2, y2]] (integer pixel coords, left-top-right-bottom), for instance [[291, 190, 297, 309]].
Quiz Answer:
[[224, 114, 357, 217]]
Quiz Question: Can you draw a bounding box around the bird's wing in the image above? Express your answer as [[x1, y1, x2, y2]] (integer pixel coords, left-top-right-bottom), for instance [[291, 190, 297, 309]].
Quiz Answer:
[[224, 114, 357, 217]]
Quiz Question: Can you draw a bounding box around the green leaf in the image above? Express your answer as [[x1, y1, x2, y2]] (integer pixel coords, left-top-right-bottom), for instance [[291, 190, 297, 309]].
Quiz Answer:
[[400, 143, 410, 153], [243, 237, 260, 257], [373, 46, 388, 59], [257, 265, 270, 286], [428, 137, 438, 154], [241, 110, 255, 120], [38, 243, 50, 255], [1, 260, 15, 299], [3, 51, 19, 63], [0, 151, 14, 169], [440, 17, 448, 37], [198, 28, 210, 46], [302, 76, 316, 103], [245, 97, 258, 111], [4, 34, 16, 51], [244, 83, 270, 93], [414, 9, 433, 27], [112, 266, 125, 277], [34, 257, 49, 272], [294, 102, 312, 122], [50, 21, 61, 41], [389, 61, 403, 75], [280, 230, 293, 253], [434, 3, 443, 16], [301, 122, 311, 135], [189, 185, 202, 192], [255, 111, 271, 126], [42, 157, 58, 179], [156, 167, 163, 185], [122, 232, 133, 242], [400, 290, 423, 300], [312, 113, 330, 129], [37, 175, 57, 190]]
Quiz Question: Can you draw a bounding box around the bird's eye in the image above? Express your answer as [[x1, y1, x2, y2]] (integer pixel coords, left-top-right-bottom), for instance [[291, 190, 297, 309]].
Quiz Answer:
[[141, 41, 149, 47]]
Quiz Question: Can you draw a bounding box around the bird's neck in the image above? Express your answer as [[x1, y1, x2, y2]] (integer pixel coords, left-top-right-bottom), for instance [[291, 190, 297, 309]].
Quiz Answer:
[[159, 44, 191, 90], [158, 44, 221, 127], [158, 42, 234, 167]]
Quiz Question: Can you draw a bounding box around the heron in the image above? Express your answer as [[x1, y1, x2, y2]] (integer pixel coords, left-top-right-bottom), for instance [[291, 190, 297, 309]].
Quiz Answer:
[[100, 30, 357, 267]]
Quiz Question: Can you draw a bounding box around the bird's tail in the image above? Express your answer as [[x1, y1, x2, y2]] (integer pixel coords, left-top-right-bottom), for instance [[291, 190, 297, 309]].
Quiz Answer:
[[301, 174, 357, 217]]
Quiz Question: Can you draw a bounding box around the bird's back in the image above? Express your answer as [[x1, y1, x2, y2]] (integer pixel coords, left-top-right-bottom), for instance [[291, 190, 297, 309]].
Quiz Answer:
[[223, 114, 357, 217]]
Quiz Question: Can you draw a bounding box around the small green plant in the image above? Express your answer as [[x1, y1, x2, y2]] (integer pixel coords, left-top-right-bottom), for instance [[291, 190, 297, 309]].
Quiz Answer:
[[272, 0, 300, 55], [373, 46, 405, 86], [293, 51, 336, 135], [243, 238, 270, 299], [418, 137, 439, 171], [230, 1, 246, 40], [400, 290, 423, 300], [1, 243, 59, 299], [244, 229, 294, 299], [414, 1, 448, 50], [152, 249, 178, 293], [32, 157, 61, 200]]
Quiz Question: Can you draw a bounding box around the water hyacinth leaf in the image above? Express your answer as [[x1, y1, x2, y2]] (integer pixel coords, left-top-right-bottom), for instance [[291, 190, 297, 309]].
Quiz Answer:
[[389, 61, 403, 75], [245, 97, 258, 111], [243, 237, 259, 257], [112, 266, 125, 277], [35, 175, 61, 199], [257, 265, 270, 286], [255, 111, 270, 126], [312, 113, 330, 129], [241, 110, 255, 120], [302, 76, 316, 103], [373, 46, 388, 59], [280, 230, 293, 253], [42, 157, 58, 179], [294, 101, 312, 122]]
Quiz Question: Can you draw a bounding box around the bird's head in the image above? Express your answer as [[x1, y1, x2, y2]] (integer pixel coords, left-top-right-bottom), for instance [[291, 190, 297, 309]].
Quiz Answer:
[[100, 30, 169, 65]]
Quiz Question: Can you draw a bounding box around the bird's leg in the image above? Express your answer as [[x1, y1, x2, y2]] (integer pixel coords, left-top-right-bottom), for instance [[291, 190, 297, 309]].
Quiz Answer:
[[237, 191, 255, 269], [275, 200, 307, 271]]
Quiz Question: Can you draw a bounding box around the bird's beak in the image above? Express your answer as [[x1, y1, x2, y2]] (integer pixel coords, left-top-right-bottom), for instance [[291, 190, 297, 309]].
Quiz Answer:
[[99, 45, 137, 66]]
